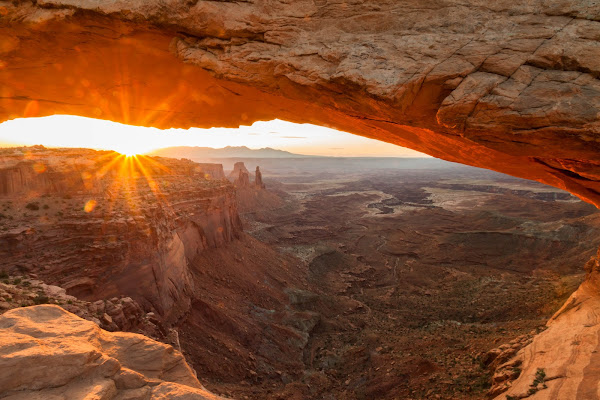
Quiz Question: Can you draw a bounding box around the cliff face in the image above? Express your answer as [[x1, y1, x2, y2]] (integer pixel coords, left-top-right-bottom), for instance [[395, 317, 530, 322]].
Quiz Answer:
[[0, 148, 243, 325], [0, 161, 96, 196], [0, 147, 312, 398], [1, 1, 600, 206], [195, 163, 226, 180], [491, 246, 600, 399]]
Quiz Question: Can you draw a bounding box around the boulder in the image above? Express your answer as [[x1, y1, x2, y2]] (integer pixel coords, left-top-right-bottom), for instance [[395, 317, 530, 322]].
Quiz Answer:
[[0, 305, 225, 400]]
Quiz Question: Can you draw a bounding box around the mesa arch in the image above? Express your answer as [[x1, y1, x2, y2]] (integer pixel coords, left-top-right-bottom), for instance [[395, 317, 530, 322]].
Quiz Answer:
[[1, 0, 600, 207]]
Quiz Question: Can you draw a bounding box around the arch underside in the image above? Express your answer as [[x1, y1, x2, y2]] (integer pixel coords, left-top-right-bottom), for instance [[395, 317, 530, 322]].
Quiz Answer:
[[1, 0, 599, 206]]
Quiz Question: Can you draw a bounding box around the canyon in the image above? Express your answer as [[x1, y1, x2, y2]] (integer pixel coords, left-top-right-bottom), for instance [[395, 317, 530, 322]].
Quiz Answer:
[[1, 1, 600, 399], [1, 148, 599, 399], [0, 148, 314, 399]]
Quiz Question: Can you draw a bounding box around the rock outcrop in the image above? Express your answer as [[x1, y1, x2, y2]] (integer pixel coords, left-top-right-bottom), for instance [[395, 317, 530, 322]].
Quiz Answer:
[[228, 162, 249, 182], [0, 304, 225, 399], [229, 162, 251, 187], [1, 1, 600, 206], [235, 169, 250, 187], [490, 246, 600, 399], [0, 273, 153, 334], [255, 166, 265, 189], [195, 163, 226, 180]]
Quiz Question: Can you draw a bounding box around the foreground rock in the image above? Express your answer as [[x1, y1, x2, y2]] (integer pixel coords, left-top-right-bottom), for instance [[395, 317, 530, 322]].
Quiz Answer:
[[0, 305, 225, 400], [491, 247, 600, 399], [2, 1, 600, 206]]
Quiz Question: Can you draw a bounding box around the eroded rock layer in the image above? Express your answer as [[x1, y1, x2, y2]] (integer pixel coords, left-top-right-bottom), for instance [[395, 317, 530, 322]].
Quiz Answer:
[[1, 0, 600, 206], [0, 147, 242, 325]]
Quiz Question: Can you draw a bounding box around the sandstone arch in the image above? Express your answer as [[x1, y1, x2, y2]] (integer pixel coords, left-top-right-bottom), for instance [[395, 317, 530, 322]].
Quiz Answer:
[[1, 0, 599, 207]]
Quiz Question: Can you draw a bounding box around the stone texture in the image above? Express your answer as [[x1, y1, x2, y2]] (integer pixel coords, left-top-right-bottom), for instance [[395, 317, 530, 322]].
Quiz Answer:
[[492, 246, 600, 399], [0, 1, 600, 206], [0, 147, 243, 326], [0, 304, 225, 399]]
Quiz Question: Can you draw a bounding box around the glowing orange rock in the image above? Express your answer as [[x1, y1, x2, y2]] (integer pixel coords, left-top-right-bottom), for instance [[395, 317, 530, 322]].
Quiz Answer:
[[0, 1, 598, 208]]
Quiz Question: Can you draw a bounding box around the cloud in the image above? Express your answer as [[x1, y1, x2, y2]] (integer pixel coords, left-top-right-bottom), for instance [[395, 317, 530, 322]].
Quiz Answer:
[[281, 136, 307, 139], [329, 147, 344, 150]]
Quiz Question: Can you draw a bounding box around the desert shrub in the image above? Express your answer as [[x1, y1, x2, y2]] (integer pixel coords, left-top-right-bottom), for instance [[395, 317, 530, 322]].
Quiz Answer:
[[12, 278, 21, 285], [533, 368, 546, 385], [33, 293, 49, 305], [43, 204, 49, 210], [0, 270, 7, 279], [25, 202, 39, 211]]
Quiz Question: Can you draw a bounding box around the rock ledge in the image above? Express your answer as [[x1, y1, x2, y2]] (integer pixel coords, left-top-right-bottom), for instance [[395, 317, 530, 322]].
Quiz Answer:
[[0, 305, 224, 400]]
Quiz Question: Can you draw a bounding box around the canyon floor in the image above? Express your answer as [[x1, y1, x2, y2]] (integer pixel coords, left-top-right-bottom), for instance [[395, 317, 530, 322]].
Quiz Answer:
[[213, 157, 600, 400], [1, 150, 599, 400]]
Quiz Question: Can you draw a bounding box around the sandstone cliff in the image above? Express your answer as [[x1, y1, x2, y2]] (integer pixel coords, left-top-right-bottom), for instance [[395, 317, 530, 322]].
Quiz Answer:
[[0, 148, 243, 325], [488, 246, 600, 399], [0, 304, 225, 399], [0, 148, 312, 398], [195, 163, 226, 180], [1, 1, 600, 206]]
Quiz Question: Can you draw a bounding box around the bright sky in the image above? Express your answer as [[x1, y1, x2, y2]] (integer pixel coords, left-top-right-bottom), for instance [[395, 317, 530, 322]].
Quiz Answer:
[[0, 115, 427, 157]]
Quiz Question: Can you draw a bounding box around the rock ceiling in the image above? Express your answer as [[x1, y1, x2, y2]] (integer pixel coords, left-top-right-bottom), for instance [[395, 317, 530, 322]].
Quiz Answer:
[[1, 0, 599, 205]]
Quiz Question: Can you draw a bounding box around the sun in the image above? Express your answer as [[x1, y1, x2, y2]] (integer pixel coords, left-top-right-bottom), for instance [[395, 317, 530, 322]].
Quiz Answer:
[[112, 143, 142, 157], [120, 150, 139, 157]]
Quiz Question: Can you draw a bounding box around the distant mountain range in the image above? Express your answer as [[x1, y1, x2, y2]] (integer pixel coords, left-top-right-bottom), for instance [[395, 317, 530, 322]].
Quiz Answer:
[[148, 146, 318, 160]]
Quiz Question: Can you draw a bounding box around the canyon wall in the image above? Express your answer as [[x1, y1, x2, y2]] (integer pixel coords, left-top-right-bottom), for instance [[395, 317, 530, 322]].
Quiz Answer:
[[0, 150, 243, 325], [0, 161, 96, 196], [1, 1, 600, 206], [0, 148, 311, 398], [490, 246, 600, 399]]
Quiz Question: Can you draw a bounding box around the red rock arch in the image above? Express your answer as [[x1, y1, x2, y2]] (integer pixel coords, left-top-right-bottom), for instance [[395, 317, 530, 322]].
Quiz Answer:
[[1, 1, 599, 206]]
